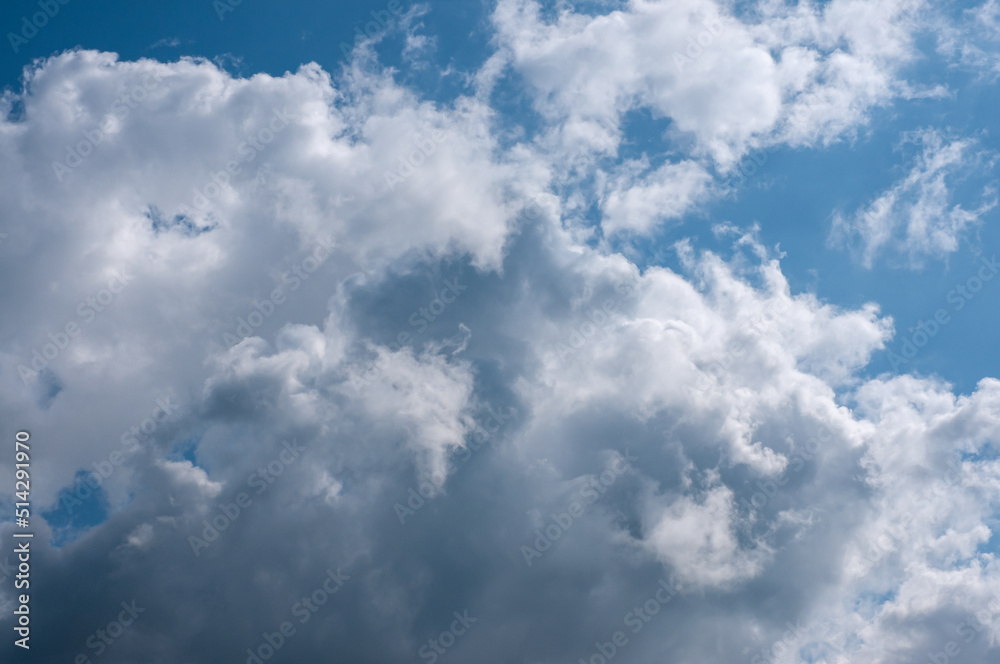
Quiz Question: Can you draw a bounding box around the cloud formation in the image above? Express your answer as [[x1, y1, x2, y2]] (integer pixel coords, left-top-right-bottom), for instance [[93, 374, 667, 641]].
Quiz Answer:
[[830, 128, 998, 268], [0, 2, 999, 663]]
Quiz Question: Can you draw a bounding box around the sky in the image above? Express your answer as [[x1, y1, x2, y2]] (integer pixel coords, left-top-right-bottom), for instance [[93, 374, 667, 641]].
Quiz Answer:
[[2, 0, 1000, 662]]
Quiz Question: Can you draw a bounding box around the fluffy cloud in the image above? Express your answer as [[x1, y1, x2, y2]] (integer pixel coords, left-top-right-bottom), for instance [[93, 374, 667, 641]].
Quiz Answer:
[[1, 4, 999, 664], [493, 0, 932, 158], [599, 158, 713, 235], [487, 0, 939, 240]]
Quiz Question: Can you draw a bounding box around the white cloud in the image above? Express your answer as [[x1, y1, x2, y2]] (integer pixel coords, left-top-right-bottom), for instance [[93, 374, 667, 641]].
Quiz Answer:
[[1, 9, 1000, 662], [492, 0, 928, 166], [829, 128, 998, 268], [599, 158, 713, 235], [485, 0, 937, 240], [937, 0, 1000, 81], [643, 481, 768, 588]]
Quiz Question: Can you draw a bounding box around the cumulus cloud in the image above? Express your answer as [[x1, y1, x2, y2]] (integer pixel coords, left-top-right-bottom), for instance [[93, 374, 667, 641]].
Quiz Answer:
[[599, 158, 713, 235], [0, 3, 999, 664], [486, 0, 941, 239], [643, 481, 768, 588], [496, 0, 934, 158]]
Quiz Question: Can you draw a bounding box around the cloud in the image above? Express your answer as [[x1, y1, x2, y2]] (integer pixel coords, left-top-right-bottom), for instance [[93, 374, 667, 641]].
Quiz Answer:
[[484, 0, 940, 239], [599, 158, 713, 235], [1, 6, 1000, 664], [643, 481, 769, 589], [829, 128, 998, 268], [937, 0, 1000, 81], [492, 0, 928, 167]]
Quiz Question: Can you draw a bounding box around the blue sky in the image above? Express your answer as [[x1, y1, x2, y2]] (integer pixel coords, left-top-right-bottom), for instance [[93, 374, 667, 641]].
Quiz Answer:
[[4, 0, 999, 392], [3, 1, 1000, 662]]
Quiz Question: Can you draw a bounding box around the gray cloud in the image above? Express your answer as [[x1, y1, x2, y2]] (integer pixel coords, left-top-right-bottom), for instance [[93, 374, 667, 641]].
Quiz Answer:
[[1, 4, 1000, 663]]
